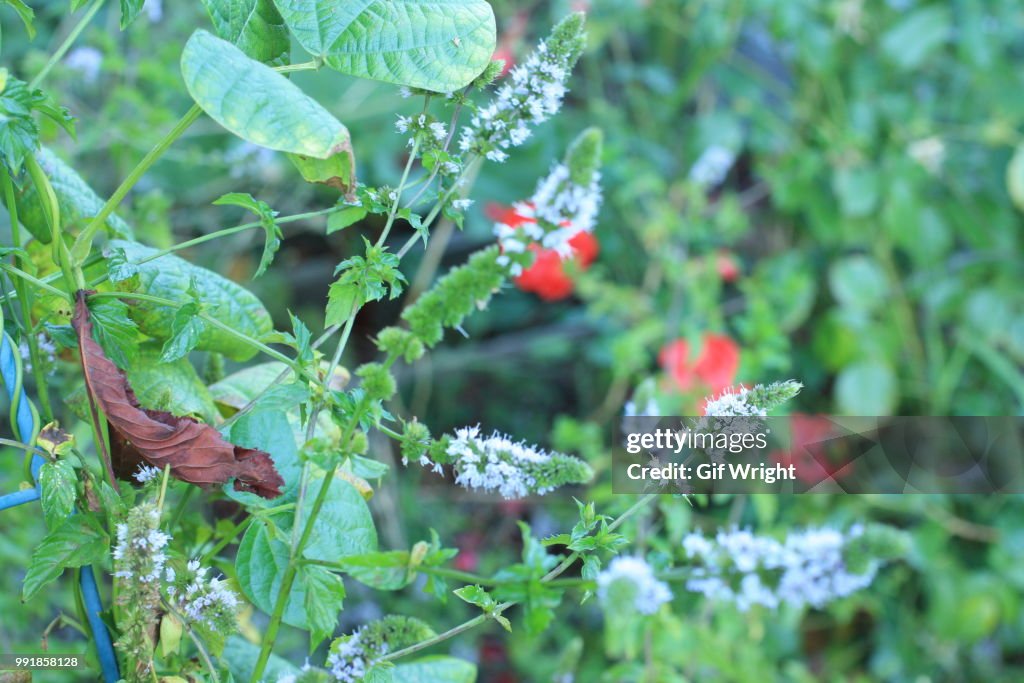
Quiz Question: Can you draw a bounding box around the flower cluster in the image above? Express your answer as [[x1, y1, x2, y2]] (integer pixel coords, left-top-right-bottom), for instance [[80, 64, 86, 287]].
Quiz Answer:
[[459, 13, 586, 163], [424, 426, 593, 499], [133, 464, 162, 484], [702, 380, 804, 418], [597, 556, 673, 615], [112, 504, 170, 583], [324, 617, 435, 683], [659, 333, 740, 395], [165, 559, 240, 632], [681, 526, 881, 611]]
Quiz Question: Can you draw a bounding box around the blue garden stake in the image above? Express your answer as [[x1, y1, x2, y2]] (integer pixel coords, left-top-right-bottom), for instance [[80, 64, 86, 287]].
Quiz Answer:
[[1, 330, 121, 681]]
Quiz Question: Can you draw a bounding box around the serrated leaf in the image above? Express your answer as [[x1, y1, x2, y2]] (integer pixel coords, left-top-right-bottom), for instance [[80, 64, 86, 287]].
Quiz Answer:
[[2, 1, 35, 39], [236, 477, 374, 629], [0, 73, 40, 172], [11, 146, 134, 244], [106, 240, 272, 361], [214, 192, 281, 278], [272, 0, 496, 92], [87, 296, 139, 368], [201, 0, 290, 65], [39, 459, 77, 529], [125, 342, 220, 424], [304, 564, 346, 648], [392, 657, 477, 683], [160, 302, 207, 362], [120, 0, 145, 29], [23, 516, 108, 601], [181, 30, 352, 161]]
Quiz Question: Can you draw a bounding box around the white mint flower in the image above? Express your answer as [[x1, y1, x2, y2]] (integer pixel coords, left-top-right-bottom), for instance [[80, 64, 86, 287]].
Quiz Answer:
[[439, 426, 592, 499], [597, 556, 673, 615], [166, 557, 241, 630], [682, 526, 878, 611], [326, 628, 375, 683], [458, 16, 585, 163], [451, 198, 474, 211], [112, 506, 169, 583], [133, 464, 162, 484], [689, 145, 736, 188], [702, 387, 767, 418]]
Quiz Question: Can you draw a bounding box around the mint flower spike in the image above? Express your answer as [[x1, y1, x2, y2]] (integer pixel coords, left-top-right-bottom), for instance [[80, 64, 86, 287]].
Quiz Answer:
[[458, 12, 587, 163], [164, 558, 240, 632], [597, 556, 673, 616], [702, 380, 803, 417], [495, 127, 604, 274], [681, 525, 903, 611], [425, 426, 593, 499]]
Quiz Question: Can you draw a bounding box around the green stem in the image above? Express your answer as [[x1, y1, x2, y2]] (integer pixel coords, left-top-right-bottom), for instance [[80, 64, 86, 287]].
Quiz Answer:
[[380, 494, 659, 663], [200, 515, 254, 565], [0, 263, 74, 301], [72, 104, 204, 262], [29, 0, 105, 89], [162, 601, 219, 683], [376, 139, 420, 247]]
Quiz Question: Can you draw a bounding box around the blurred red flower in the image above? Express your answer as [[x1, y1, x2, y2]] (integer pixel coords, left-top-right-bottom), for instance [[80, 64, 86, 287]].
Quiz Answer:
[[773, 414, 853, 484], [659, 333, 740, 394], [716, 250, 741, 282], [490, 203, 600, 301]]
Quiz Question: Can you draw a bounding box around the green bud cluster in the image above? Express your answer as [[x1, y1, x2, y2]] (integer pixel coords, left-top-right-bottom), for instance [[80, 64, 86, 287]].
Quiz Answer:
[[375, 326, 425, 362], [355, 362, 396, 401], [402, 246, 506, 347]]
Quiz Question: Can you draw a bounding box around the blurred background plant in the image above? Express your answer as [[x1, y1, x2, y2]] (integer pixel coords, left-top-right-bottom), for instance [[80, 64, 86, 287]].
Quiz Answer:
[[2, 0, 1024, 681]]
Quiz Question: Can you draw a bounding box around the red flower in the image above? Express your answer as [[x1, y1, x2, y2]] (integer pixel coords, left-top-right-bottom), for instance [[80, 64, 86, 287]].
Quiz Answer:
[[716, 250, 741, 282], [773, 414, 854, 485], [492, 203, 600, 301], [659, 333, 740, 394]]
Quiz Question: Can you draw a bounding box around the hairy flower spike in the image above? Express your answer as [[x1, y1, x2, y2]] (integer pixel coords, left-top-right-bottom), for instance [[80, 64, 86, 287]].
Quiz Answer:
[[164, 558, 240, 633], [703, 380, 803, 417], [355, 362, 396, 401], [459, 13, 586, 163], [597, 556, 673, 615], [326, 616, 434, 683], [402, 246, 507, 347], [428, 426, 592, 499], [681, 525, 900, 611], [375, 326, 425, 363]]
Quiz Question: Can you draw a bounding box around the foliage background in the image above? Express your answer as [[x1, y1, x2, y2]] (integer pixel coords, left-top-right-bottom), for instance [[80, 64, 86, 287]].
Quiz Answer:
[[2, 0, 1024, 681]]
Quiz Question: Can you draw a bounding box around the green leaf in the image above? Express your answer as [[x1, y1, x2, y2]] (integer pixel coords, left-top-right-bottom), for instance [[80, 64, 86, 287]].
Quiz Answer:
[[392, 657, 477, 683], [38, 459, 77, 529], [120, 0, 145, 29], [87, 296, 140, 368], [336, 550, 414, 590], [125, 342, 221, 424], [181, 30, 352, 161], [289, 152, 356, 196], [160, 302, 207, 362], [201, 0, 291, 65], [835, 360, 897, 416], [327, 204, 368, 234], [271, 0, 496, 92], [881, 6, 950, 71], [214, 192, 281, 278], [10, 146, 134, 244], [235, 474, 376, 629], [225, 407, 301, 504], [0, 72, 39, 173], [304, 564, 346, 648], [222, 635, 299, 682], [23, 516, 108, 601], [106, 240, 272, 361], [2, 1, 34, 38]]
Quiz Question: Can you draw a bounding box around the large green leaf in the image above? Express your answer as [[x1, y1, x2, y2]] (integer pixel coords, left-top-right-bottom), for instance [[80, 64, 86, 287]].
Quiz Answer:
[[23, 516, 108, 601], [201, 0, 291, 65], [181, 30, 352, 161], [38, 459, 77, 530], [392, 657, 477, 683], [106, 240, 272, 361], [11, 146, 134, 244], [272, 0, 496, 91], [124, 342, 220, 424], [235, 473, 376, 630]]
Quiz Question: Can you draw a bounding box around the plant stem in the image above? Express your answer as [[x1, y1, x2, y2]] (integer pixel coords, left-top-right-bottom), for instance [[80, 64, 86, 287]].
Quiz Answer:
[[0, 263, 73, 301], [376, 139, 420, 247], [162, 602, 219, 683], [29, 0, 104, 89], [380, 494, 659, 662], [72, 104, 204, 261]]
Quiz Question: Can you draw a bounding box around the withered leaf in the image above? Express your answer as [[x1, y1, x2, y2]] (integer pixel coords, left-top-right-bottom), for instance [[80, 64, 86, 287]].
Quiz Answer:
[[73, 290, 283, 498]]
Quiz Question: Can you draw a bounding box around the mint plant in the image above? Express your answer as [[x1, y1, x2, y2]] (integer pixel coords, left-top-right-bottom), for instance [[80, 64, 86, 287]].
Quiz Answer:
[[0, 3, 910, 682]]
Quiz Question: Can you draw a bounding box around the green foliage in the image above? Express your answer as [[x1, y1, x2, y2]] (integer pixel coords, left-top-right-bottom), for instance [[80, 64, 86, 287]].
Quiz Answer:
[[273, 0, 496, 91], [181, 30, 352, 159], [0, 74, 72, 174], [22, 515, 108, 601], [214, 192, 282, 278], [201, 0, 291, 66], [326, 241, 406, 326], [38, 458, 77, 529]]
